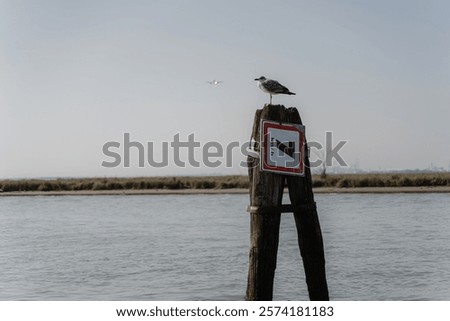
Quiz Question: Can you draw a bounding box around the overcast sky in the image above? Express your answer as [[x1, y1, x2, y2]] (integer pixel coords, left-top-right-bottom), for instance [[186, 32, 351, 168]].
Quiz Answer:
[[1, 0, 449, 178]]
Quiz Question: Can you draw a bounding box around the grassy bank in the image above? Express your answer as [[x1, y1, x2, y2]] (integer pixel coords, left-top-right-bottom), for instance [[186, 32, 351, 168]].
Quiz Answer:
[[312, 172, 450, 188], [1, 173, 449, 193], [0, 176, 248, 192]]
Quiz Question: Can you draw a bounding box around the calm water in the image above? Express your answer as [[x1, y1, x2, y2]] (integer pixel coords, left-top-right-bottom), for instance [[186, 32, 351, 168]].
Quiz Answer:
[[1, 193, 449, 300]]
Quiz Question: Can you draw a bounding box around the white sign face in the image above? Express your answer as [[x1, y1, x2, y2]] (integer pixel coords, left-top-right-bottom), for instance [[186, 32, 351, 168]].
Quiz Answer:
[[261, 120, 305, 176]]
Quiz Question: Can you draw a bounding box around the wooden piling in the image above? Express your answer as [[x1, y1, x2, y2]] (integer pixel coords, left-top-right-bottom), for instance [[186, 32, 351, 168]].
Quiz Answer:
[[285, 107, 329, 301], [246, 105, 286, 301], [246, 104, 329, 301]]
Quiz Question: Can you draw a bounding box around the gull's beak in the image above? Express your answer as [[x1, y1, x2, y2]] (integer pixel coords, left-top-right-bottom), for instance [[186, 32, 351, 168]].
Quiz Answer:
[[254, 78, 260, 81]]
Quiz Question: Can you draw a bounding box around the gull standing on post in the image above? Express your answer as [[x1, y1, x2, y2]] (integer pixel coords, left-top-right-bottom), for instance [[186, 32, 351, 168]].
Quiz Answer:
[[254, 76, 295, 104]]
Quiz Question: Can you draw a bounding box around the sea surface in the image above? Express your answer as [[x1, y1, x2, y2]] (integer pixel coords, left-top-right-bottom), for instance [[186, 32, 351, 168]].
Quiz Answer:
[[1, 193, 449, 300]]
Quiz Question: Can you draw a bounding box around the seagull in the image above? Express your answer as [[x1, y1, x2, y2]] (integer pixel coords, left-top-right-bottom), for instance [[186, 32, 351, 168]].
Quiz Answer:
[[254, 76, 295, 104], [206, 79, 223, 85]]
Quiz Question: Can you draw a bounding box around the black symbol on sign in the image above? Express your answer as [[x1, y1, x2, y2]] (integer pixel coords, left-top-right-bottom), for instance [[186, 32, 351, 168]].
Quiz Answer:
[[270, 138, 295, 158]]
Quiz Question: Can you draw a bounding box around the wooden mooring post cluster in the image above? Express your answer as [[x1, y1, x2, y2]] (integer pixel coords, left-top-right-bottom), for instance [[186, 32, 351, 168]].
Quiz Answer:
[[246, 104, 329, 301]]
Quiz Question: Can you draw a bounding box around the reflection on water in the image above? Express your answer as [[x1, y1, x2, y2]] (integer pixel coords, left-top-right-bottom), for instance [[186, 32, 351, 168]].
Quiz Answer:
[[1, 193, 449, 300]]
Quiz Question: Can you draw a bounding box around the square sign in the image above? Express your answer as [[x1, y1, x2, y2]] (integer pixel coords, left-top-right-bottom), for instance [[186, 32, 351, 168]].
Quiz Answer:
[[261, 120, 305, 176]]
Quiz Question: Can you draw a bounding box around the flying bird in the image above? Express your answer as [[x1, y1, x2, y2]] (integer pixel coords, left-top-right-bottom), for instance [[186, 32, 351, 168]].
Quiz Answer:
[[254, 76, 295, 104], [206, 80, 223, 85]]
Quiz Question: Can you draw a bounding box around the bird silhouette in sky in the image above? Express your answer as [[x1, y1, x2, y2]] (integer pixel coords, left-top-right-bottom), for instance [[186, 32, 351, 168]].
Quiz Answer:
[[206, 79, 223, 85]]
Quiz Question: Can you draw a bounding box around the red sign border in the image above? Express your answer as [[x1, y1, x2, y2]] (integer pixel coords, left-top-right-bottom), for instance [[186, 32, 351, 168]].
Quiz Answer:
[[261, 120, 305, 176]]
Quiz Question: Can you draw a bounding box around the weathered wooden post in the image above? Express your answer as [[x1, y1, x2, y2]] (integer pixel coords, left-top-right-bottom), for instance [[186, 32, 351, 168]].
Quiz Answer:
[[246, 104, 329, 301]]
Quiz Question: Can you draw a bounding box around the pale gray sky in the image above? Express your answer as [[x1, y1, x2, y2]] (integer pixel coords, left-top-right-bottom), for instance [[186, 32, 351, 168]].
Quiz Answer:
[[1, 0, 449, 178]]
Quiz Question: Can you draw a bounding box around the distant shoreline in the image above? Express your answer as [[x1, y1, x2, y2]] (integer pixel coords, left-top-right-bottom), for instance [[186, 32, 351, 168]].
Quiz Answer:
[[1, 173, 449, 196], [1, 186, 450, 196]]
